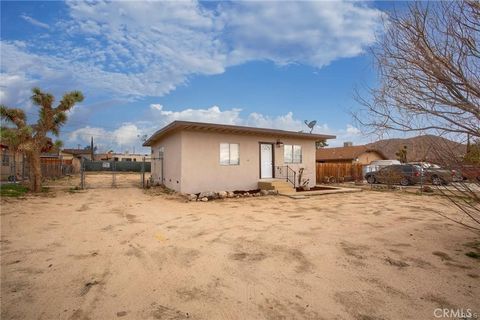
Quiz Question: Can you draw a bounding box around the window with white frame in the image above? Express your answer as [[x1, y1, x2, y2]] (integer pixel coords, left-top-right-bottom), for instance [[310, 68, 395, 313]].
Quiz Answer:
[[284, 144, 302, 163], [220, 143, 239, 165]]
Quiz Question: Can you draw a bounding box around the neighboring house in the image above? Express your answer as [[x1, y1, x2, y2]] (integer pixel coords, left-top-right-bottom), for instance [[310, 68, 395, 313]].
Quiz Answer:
[[61, 148, 94, 160], [111, 153, 149, 162], [1, 144, 24, 181], [143, 121, 335, 194], [60, 148, 93, 173], [316, 144, 387, 165]]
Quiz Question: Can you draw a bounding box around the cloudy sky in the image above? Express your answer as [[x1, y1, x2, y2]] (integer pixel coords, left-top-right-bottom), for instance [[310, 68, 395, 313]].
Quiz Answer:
[[1, 1, 396, 153]]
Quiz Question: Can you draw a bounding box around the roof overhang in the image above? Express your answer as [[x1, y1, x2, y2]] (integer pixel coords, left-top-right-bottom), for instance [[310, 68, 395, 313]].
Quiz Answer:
[[143, 121, 336, 147]]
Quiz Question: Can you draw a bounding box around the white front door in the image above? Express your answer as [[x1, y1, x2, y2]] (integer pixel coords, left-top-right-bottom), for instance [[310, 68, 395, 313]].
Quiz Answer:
[[260, 143, 273, 179]]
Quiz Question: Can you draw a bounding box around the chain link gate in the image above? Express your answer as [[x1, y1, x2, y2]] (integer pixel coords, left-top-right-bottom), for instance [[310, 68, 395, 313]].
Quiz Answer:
[[80, 157, 151, 189]]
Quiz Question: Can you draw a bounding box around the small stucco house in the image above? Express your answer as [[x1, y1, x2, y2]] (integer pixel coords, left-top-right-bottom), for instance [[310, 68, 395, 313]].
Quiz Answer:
[[143, 121, 335, 194], [316, 144, 387, 165]]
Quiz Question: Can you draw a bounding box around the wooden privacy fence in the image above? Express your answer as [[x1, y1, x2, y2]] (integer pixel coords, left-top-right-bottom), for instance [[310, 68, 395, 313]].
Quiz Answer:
[[316, 163, 364, 184], [40, 158, 74, 178]]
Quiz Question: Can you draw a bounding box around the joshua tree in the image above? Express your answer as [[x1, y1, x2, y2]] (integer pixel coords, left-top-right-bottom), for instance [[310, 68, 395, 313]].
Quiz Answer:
[[464, 139, 480, 165], [396, 145, 408, 163], [0, 88, 84, 192]]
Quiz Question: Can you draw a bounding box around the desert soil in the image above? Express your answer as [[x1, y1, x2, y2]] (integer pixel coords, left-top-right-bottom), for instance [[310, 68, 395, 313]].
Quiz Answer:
[[1, 180, 479, 319]]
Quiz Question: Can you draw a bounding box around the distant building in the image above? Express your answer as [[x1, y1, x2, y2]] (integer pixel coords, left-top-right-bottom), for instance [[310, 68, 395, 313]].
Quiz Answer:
[[61, 148, 94, 161], [92, 151, 149, 162], [110, 152, 149, 162]]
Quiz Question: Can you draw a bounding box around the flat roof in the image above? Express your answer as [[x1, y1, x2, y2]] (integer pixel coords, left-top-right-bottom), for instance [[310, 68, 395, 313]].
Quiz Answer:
[[143, 121, 336, 147]]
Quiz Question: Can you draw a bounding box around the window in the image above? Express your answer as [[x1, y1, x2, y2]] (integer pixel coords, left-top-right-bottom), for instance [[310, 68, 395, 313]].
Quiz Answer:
[[2, 153, 9, 166], [284, 145, 302, 163], [158, 147, 164, 159], [220, 143, 239, 165]]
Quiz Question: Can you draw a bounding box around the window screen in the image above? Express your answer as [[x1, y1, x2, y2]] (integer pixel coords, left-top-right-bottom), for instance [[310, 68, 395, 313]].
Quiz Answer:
[[220, 143, 240, 165], [284, 145, 302, 163]]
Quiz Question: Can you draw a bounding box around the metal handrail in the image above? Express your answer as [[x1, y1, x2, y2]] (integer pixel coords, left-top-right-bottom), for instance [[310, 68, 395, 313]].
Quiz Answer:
[[275, 165, 296, 188]]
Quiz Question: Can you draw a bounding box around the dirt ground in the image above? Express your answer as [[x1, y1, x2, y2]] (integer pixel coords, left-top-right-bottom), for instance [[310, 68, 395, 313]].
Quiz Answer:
[[1, 181, 479, 319]]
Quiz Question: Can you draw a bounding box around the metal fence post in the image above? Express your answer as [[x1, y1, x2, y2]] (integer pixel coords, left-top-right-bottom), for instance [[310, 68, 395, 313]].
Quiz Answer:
[[420, 168, 424, 194], [141, 157, 145, 188], [112, 160, 116, 187], [21, 154, 25, 182], [80, 158, 85, 189]]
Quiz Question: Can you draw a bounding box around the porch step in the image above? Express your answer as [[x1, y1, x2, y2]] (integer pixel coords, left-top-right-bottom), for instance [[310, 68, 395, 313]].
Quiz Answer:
[[258, 179, 295, 194]]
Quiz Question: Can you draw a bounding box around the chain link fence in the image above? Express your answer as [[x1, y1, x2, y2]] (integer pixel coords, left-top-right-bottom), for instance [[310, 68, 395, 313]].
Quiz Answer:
[[1, 158, 74, 182], [80, 158, 151, 189]]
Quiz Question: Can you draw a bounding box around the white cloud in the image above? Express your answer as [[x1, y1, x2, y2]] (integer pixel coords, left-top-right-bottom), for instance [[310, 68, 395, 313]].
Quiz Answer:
[[246, 112, 302, 131], [346, 124, 361, 135], [220, 1, 384, 67], [1, 1, 384, 102], [149, 104, 242, 125], [20, 14, 50, 30], [67, 123, 144, 152], [328, 124, 368, 147], [68, 126, 108, 146], [112, 124, 142, 147], [66, 105, 339, 152], [0, 73, 35, 106]]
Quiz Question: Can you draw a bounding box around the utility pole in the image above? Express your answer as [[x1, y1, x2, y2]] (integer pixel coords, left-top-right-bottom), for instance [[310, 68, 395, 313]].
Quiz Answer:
[[90, 136, 94, 161]]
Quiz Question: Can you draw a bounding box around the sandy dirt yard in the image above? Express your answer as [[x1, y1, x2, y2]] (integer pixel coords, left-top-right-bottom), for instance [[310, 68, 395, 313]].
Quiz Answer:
[[1, 184, 479, 320]]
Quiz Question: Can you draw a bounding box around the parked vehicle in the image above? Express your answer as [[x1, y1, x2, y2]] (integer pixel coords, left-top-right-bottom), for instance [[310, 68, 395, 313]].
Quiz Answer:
[[408, 162, 455, 185], [365, 164, 422, 186], [363, 159, 401, 177], [458, 165, 480, 182]]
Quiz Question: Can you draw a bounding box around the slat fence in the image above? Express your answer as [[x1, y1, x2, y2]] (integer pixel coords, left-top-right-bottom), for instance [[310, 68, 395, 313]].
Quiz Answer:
[[316, 162, 364, 184]]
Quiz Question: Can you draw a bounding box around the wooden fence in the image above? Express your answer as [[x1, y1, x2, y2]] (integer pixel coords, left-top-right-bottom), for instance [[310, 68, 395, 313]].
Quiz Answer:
[[40, 158, 74, 178], [316, 163, 364, 184]]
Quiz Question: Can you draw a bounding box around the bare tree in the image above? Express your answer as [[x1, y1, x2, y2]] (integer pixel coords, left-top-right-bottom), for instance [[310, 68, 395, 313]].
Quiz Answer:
[[355, 1, 480, 230], [355, 1, 479, 139]]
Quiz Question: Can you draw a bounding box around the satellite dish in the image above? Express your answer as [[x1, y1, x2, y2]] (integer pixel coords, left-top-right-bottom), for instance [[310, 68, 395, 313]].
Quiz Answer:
[[304, 120, 317, 133]]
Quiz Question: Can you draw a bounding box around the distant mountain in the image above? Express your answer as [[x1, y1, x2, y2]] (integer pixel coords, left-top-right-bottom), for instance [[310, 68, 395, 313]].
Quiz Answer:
[[366, 135, 467, 163]]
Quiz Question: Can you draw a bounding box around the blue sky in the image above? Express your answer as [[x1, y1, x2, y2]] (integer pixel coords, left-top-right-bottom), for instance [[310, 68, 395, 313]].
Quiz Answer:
[[1, 1, 397, 153]]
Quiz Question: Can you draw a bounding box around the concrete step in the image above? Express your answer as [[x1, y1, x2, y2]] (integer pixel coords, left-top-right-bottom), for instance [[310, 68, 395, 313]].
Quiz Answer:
[[276, 189, 296, 194], [259, 181, 294, 189], [275, 185, 295, 191], [258, 179, 296, 194]]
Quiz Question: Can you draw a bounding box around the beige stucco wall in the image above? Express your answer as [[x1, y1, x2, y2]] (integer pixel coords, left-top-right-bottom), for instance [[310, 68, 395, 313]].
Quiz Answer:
[[150, 131, 182, 191], [356, 151, 385, 165], [150, 129, 317, 194]]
